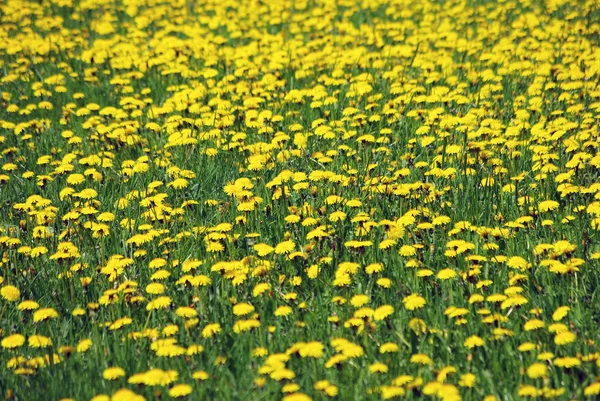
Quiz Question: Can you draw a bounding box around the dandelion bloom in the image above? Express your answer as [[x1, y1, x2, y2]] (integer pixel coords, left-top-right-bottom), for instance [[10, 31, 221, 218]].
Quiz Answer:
[[1, 285, 20, 301], [380, 386, 405, 399], [77, 339, 93, 352], [252, 347, 268, 357], [28, 335, 52, 348], [369, 362, 389, 373], [374, 305, 394, 320], [518, 342, 536, 352], [403, 294, 427, 310], [233, 303, 255, 316], [275, 240, 295, 255], [175, 306, 198, 318], [275, 305, 293, 317], [17, 300, 39, 311], [33, 308, 59, 322], [554, 357, 581, 368], [526, 363, 547, 379], [463, 335, 485, 349], [584, 382, 600, 396], [379, 343, 399, 353], [506, 256, 529, 270], [1, 334, 26, 349], [554, 331, 576, 345], [437, 268, 457, 280], [168, 384, 192, 398], [459, 373, 476, 388], [523, 319, 545, 331], [103, 367, 126, 380], [145, 283, 165, 294], [110, 389, 145, 401], [146, 296, 172, 310], [538, 200, 559, 212], [253, 283, 271, 297], [552, 306, 570, 321], [298, 341, 324, 358], [281, 393, 311, 401], [350, 294, 369, 307], [254, 243, 274, 256], [192, 371, 209, 380], [410, 353, 433, 365], [202, 323, 222, 338]]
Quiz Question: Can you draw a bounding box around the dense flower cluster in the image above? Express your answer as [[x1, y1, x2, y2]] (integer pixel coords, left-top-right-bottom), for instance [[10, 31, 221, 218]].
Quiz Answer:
[[1, 0, 600, 400]]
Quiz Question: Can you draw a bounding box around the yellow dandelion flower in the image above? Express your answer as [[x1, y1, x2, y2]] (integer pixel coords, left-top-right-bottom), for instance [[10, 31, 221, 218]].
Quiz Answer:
[[379, 343, 399, 354], [518, 342, 537, 352], [365, 263, 384, 274], [33, 308, 59, 322], [518, 385, 540, 397], [146, 296, 171, 311], [399, 245, 417, 257], [168, 384, 192, 398], [17, 300, 39, 311], [584, 382, 600, 396], [28, 335, 52, 348], [72, 308, 86, 316], [524, 319, 545, 331], [162, 325, 179, 336], [103, 367, 126, 380], [538, 200, 560, 212], [145, 283, 165, 294], [374, 305, 394, 320], [410, 353, 433, 365], [298, 341, 324, 358], [376, 278, 392, 288], [77, 338, 93, 352], [553, 357, 581, 368], [548, 323, 568, 333], [253, 283, 271, 297], [192, 370, 209, 380], [379, 239, 397, 249], [459, 373, 476, 388], [417, 269, 434, 277], [350, 294, 369, 307], [148, 258, 167, 269], [275, 240, 295, 255], [233, 302, 255, 316], [506, 256, 530, 270], [253, 243, 274, 256], [202, 323, 221, 338], [464, 335, 485, 348], [281, 392, 311, 401], [527, 363, 547, 379], [1, 334, 26, 349], [111, 388, 145, 401], [369, 362, 388, 373], [552, 306, 570, 321], [380, 386, 405, 399], [282, 383, 300, 393], [275, 305, 293, 317], [1, 285, 20, 301], [403, 294, 427, 311], [437, 268, 457, 280], [175, 306, 198, 318], [252, 347, 269, 357], [554, 331, 576, 345]]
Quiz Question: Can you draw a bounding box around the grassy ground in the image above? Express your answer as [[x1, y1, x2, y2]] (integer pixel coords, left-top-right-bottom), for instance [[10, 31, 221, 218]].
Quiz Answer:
[[1, 0, 600, 400]]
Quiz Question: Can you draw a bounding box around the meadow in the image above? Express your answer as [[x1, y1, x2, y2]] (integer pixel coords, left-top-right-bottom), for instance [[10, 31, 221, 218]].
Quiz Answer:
[[1, 0, 600, 400]]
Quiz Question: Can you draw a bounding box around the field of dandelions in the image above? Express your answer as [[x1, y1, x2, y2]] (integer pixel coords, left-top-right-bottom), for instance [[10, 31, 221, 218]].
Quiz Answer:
[[1, 0, 600, 400]]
